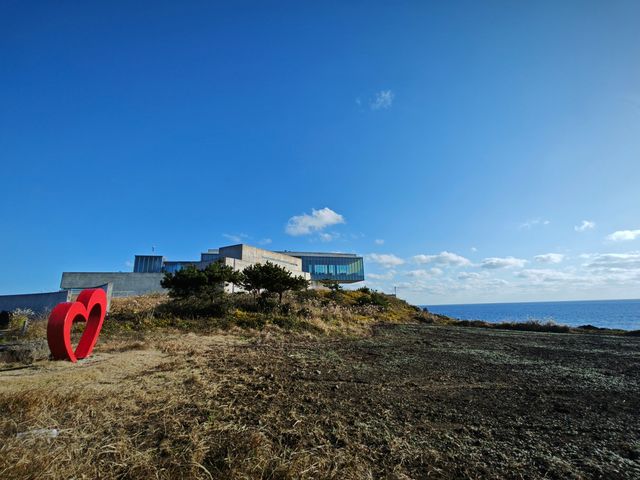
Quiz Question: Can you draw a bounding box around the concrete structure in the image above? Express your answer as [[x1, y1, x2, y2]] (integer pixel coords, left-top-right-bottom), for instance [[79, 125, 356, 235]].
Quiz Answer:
[[61, 273, 165, 298], [0, 283, 114, 314], [61, 243, 364, 297], [0, 290, 71, 315]]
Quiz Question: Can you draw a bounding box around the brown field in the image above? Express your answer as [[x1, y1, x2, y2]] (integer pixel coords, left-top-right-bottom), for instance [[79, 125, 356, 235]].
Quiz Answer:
[[1, 324, 639, 479]]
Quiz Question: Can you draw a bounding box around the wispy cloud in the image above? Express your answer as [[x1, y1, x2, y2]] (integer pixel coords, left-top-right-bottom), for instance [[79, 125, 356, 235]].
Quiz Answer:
[[285, 207, 345, 236], [413, 251, 471, 267], [458, 272, 482, 280], [368, 270, 396, 281], [575, 220, 595, 232], [319, 232, 338, 242], [583, 251, 640, 270], [406, 268, 443, 278], [365, 253, 405, 268], [606, 229, 640, 242], [223, 233, 248, 243], [370, 90, 394, 110], [374, 239, 385, 245], [534, 253, 565, 264], [258, 238, 272, 245], [480, 256, 527, 269], [516, 269, 578, 283], [519, 218, 550, 230]]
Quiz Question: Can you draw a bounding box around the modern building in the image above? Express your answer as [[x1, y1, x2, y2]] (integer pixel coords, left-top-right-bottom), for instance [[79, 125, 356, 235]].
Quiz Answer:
[[61, 244, 364, 297], [276, 251, 365, 283]]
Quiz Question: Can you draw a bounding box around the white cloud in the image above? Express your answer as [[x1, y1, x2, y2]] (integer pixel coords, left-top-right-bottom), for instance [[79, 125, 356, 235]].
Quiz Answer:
[[223, 233, 248, 243], [370, 90, 394, 110], [258, 238, 272, 245], [519, 219, 550, 230], [412, 251, 471, 267], [584, 252, 640, 270], [285, 207, 345, 236], [124, 260, 133, 268], [458, 272, 482, 280], [374, 239, 385, 245], [516, 269, 577, 283], [471, 247, 478, 252], [368, 270, 396, 281], [534, 253, 565, 264], [481, 256, 527, 269], [365, 253, 405, 268], [575, 220, 596, 232], [319, 232, 337, 242], [406, 268, 442, 278], [606, 229, 640, 242]]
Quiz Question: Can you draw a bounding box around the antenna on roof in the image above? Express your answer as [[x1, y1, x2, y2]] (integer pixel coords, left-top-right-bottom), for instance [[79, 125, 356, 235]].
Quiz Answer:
[[152, 246, 155, 253]]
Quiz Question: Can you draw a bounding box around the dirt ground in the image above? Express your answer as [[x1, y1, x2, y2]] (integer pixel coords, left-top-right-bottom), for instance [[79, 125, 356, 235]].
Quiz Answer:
[[1, 324, 639, 479]]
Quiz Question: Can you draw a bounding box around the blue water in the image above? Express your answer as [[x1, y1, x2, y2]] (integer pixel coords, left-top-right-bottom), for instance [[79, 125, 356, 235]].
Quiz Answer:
[[423, 299, 640, 331]]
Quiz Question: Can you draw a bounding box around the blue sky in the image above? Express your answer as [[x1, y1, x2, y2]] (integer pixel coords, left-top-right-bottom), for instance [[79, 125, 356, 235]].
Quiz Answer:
[[2, 1, 640, 304]]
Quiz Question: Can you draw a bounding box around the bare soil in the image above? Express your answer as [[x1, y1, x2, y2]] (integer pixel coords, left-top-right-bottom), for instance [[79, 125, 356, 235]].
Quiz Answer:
[[1, 324, 639, 479]]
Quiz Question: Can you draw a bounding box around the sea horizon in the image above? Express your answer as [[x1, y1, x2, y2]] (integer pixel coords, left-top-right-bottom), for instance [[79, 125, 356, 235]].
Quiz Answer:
[[423, 297, 640, 308], [423, 298, 640, 331]]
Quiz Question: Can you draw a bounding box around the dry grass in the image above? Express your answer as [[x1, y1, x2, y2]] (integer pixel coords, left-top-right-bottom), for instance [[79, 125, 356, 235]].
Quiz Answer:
[[0, 332, 392, 479], [103, 290, 430, 338], [4, 292, 636, 478], [2, 325, 639, 479]]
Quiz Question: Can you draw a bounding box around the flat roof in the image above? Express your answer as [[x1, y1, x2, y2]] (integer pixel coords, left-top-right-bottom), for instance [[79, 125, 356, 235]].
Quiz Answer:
[[276, 251, 361, 258]]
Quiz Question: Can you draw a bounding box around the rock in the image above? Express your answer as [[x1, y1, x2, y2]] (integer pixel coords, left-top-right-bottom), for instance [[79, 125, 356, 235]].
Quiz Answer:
[[0, 340, 49, 364]]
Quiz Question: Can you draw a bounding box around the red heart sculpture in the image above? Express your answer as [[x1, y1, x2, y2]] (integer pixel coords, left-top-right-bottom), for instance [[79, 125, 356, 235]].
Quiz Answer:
[[47, 289, 107, 362]]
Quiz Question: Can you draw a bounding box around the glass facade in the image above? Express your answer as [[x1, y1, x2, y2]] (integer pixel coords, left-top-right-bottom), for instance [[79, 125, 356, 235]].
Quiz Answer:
[[297, 255, 365, 283], [133, 255, 163, 273], [162, 261, 199, 273]]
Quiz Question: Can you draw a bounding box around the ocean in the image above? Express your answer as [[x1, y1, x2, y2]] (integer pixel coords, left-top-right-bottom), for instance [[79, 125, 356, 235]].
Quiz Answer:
[[423, 299, 640, 331]]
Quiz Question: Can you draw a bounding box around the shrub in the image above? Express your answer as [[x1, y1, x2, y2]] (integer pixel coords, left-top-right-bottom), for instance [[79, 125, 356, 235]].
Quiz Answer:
[[256, 294, 278, 313], [240, 262, 310, 303], [157, 294, 232, 319], [161, 262, 241, 299], [294, 289, 320, 303], [321, 280, 343, 292], [356, 290, 390, 309]]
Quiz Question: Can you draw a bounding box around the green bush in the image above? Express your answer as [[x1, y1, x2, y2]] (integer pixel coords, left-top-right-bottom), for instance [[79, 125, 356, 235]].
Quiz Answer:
[[321, 280, 343, 292], [257, 294, 278, 313], [161, 262, 241, 299], [356, 290, 390, 309], [157, 294, 232, 319], [240, 261, 310, 303], [293, 289, 320, 302]]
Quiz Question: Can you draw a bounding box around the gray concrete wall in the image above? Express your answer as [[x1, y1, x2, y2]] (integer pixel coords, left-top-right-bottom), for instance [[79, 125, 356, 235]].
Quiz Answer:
[[61, 272, 166, 297], [0, 290, 71, 314], [219, 244, 303, 273], [65, 282, 114, 311]]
